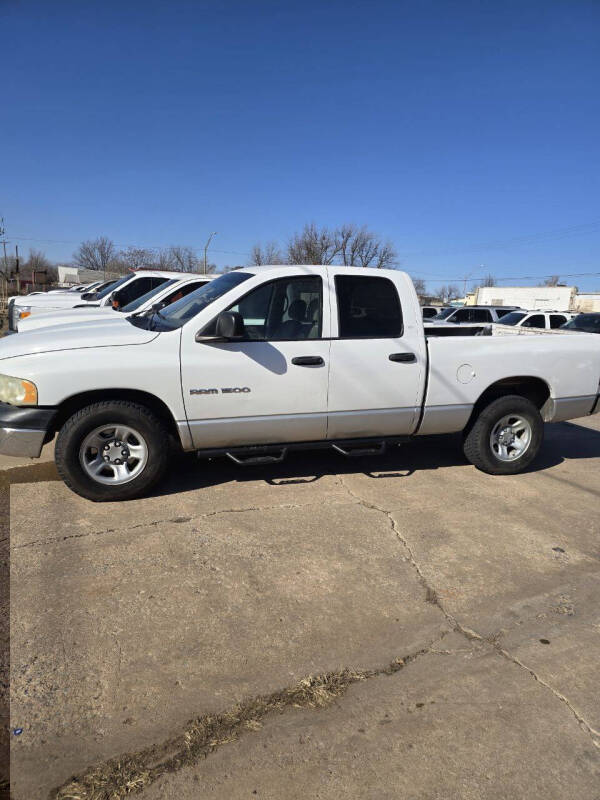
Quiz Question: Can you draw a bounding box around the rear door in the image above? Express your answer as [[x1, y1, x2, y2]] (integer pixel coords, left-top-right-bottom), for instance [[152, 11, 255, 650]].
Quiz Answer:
[[326, 271, 427, 439]]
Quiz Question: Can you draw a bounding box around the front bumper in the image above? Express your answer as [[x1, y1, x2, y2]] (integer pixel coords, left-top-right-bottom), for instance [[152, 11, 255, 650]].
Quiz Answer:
[[0, 403, 57, 458]]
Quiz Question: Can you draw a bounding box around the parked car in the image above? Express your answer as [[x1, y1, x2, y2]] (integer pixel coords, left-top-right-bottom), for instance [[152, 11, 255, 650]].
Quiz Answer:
[[560, 313, 600, 334], [497, 310, 576, 330], [45, 281, 105, 295], [0, 266, 598, 502], [431, 305, 522, 324], [421, 305, 450, 319], [15, 274, 215, 334], [7, 270, 185, 331]]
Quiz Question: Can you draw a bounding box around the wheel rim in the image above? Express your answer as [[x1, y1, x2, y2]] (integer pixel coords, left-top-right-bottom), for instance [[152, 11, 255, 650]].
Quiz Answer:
[[490, 414, 532, 462], [79, 424, 149, 485]]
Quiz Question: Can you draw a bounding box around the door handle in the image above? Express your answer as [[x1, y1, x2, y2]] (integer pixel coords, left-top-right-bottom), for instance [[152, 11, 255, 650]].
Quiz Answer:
[[389, 352, 416, 363], [291, 356, 325, 366]]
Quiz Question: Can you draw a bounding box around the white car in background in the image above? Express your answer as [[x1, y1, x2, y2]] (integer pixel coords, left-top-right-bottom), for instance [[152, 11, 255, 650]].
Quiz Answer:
[[431, 305, 522, 324], [15, 274, 215, 333], [7, 270, 186, 331], [45, 281, 105, 295], [497, 310, 577, 330]]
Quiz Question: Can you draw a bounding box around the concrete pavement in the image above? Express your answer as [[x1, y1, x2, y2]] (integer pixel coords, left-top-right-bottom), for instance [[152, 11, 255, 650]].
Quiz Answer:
[[8, 416, 600, 799]]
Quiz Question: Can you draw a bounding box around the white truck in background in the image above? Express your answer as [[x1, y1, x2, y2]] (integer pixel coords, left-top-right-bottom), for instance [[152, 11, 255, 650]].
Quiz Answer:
[[0, 265, 598, 502], [14, 274, 214, 334], [7, 269, 187, 331]]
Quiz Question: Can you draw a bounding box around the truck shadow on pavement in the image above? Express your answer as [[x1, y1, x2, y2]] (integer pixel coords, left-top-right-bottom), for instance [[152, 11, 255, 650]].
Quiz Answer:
[[152, 420, 600, 498]]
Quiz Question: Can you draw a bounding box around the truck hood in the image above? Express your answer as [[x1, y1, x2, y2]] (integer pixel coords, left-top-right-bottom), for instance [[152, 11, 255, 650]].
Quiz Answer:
[[12, 295, 102, 311], [0, 317, 159, 360], [18, 306, 115, 333]]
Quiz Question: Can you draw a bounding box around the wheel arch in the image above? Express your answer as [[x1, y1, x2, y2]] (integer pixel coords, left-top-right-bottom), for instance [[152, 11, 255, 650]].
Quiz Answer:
[[49, 389, 182, 444], [464, 376, 552, 435]]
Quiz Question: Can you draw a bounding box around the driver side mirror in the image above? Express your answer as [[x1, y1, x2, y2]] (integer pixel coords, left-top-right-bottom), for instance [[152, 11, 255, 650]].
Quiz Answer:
[[196, 311, 245, 343]]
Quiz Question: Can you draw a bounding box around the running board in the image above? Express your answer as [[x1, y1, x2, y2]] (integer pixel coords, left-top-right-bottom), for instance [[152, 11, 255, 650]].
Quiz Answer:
[[196, 435, 408, 463], [226, 446, 288, 466], [332, 441, 386, 457]]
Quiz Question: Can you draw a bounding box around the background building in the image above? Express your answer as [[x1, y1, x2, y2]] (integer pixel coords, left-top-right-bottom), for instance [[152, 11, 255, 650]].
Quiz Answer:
[[471, 285, 576, 311], [572, 293, 600, 313]]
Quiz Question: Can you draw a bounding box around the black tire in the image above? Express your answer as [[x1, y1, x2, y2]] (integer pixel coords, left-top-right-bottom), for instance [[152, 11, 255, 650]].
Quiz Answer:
[[463, 394, 543, 475], [55, 400, 171, 501]]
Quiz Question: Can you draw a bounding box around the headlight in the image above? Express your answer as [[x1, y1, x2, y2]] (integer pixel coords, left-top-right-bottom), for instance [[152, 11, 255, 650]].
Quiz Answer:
[[0, 374, 38, 405], [18, 306, 32, 320]]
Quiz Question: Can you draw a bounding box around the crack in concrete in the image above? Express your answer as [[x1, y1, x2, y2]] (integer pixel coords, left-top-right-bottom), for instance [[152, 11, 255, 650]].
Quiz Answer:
[[50, 641, 440, 800], [336, 474, 600, 751], [494, 646, 600, 748], [10, 500, 332, 550]]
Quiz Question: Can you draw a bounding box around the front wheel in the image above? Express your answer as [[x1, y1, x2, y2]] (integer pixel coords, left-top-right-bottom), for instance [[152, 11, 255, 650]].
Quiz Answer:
[[55, 401, 171, 501], [463, 394, 543, 475]]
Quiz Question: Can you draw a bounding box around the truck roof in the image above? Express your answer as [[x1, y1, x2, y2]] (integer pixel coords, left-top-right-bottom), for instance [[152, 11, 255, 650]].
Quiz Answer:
[[241, 264, 411, 280]]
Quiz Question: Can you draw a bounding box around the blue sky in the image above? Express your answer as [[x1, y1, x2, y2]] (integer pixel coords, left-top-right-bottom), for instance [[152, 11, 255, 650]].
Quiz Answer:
[[2, 0, 599, 290]]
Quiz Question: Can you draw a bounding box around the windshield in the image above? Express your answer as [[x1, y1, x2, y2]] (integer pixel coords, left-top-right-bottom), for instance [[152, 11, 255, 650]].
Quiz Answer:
[[93, 274, 131, 300], [562, 314, 600, 333], [121, 279, 178, 312], [127, 271, 253, 331], [498, 311, 527, 326], [435, 307, 456, 320]]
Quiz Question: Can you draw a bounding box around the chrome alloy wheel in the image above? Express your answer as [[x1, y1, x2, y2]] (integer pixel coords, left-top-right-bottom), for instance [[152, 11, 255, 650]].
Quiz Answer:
[[79, 424, 149, 485], [490, 414, 532, 462]]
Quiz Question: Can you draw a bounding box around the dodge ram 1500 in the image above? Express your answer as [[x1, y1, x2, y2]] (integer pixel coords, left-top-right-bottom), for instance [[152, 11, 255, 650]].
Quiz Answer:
[[0, 266, 598, 501]]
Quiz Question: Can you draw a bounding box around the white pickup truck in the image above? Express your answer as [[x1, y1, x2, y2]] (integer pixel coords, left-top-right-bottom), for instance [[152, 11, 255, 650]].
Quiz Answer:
[[7, 269, 184, 331], [14, 274, 214, 334], [0, 266, 598, 501]]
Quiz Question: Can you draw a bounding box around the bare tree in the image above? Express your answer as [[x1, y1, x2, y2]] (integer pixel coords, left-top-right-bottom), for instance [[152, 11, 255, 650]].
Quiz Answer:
[[118, 246, 156, 270], [248, 241, 283, 266], [168, 246, 200, 272], [287, 223, 340, 265], [25, 248, 50, 272], [541, 275, 560, 287], [286, 223, 398, 268], [411, 277, 427, 297], [73, 237, 117, 273], [438, 284, 460, 302], [152, 246, 216, 273], [478, 273, 496, 288]]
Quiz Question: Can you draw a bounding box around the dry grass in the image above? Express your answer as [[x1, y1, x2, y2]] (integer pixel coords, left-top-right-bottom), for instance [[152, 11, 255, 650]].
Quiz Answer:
[[51, 654, 418, 800]]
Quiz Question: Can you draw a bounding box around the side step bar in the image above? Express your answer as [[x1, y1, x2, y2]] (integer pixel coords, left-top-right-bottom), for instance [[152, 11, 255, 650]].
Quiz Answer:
[[332, 442, 386, 457], [197, 436, 408, 464], [226, 447, 288, 466]]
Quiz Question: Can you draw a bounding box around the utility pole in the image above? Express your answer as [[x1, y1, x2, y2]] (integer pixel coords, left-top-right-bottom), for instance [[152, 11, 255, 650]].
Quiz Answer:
[[0, 218, 8, 277], [15, 244, 20, 294], [203, 231, 217, 274]]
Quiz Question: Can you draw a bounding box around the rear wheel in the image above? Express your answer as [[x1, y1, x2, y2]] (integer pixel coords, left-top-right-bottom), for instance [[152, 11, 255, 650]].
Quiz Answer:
[[463, 394, 543, 475], [55, 401, 171, 501]]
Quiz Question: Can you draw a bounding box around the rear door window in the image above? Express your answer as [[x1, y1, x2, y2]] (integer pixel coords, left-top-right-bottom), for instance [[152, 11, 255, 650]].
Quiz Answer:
[[550, 314, 567, 329], [522, 314, 545, 329], [119, 276, 169, 305], [470, 309, 493, 322], [452, 308, 491, 323], [335, 275, 403, 337]]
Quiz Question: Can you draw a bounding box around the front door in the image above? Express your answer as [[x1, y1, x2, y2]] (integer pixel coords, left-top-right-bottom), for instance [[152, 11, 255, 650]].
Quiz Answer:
[[181, 273, 331, 448], [326, 271, 427, 439]]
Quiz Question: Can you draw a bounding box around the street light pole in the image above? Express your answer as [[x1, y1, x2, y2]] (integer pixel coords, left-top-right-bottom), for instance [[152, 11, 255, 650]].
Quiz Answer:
[[203, 231, 218, 274]]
